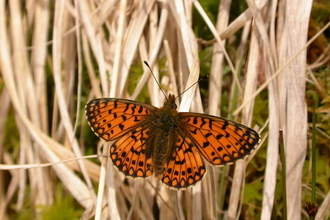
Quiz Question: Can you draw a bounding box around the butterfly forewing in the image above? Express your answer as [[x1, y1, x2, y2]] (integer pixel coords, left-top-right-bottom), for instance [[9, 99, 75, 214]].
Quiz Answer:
[[85, 98, 156, 141], [180, 113, 260, 166], [162, 135, 206, 189]]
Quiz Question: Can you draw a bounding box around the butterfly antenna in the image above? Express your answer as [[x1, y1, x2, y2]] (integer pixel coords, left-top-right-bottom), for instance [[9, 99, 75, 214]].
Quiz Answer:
[[143, 61, 168, 101], [176, 75, 209, 99]]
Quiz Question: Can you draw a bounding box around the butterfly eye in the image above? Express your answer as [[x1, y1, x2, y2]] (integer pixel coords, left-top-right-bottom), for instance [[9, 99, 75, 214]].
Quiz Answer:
[[171, 103, 177, 109]]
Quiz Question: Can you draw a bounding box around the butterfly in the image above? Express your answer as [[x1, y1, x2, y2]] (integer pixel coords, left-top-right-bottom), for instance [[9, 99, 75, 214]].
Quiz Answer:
[[85, 94, 260, 190]]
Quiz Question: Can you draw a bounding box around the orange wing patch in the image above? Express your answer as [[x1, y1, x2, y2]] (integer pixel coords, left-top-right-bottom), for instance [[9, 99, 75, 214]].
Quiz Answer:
[[86, 98, 155, 141], [162, 135, 206, 189], [180, 113, 260, 166], [110, 126, 153, 178]]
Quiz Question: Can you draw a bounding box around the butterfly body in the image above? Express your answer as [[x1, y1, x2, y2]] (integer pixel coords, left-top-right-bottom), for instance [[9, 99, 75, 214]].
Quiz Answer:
[[86, 94, 260, 189], [142, 97, 180, 177]]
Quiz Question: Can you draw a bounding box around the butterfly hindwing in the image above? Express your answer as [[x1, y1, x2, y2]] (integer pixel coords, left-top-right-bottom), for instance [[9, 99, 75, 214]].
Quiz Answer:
[[85, 98, 156, 141], [110, 126, 153, 178], [162, 135, 206, 189], [180, 113, 260, 166]]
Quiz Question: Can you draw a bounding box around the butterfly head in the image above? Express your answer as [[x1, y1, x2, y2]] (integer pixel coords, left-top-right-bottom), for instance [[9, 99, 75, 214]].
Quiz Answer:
[[164, 94, 177, 110]]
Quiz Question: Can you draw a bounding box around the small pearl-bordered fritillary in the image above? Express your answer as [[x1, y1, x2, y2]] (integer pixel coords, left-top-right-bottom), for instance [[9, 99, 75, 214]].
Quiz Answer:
[[85, 93, 260, 190]]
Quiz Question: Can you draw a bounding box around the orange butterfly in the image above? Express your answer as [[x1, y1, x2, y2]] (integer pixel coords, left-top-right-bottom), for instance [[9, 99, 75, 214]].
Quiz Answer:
[[85, 93, 260, 190]]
